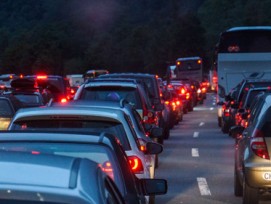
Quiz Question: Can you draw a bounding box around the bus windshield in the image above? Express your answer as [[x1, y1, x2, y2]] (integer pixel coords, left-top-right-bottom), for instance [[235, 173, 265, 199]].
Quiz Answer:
[[218, 30, 271, 53]]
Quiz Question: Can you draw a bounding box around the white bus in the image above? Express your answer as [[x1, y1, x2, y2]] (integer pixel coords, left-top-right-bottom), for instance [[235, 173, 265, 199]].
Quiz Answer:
[[175, 56, 203, 82], [215, 26, 271, 125]]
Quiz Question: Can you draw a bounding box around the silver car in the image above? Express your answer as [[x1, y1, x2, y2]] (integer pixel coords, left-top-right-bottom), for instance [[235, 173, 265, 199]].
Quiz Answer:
[[0, 151, 125, 204], [232, 93, 271, 204]]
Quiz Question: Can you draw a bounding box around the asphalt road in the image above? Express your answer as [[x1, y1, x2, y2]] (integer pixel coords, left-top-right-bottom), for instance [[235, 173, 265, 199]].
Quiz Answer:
[[155, 92, 243, 204]]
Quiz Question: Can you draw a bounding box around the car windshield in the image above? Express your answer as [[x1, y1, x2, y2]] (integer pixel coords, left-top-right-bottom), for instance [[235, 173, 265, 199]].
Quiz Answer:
[[10, 120, 131, 150], [0, 142, 123, 192], [0, 100, 13, 117]]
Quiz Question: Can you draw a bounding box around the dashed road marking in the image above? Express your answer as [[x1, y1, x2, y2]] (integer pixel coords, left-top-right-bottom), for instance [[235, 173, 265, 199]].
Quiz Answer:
[[193, 132, 199, 138], [210, 107, 214, 110], [197, 177, 211, 195], [199, 122, 205, 126], [192, 148, 199, 157]]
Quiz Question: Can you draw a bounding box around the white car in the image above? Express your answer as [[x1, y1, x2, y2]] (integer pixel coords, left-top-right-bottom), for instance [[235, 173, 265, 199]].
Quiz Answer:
[[8, 106, 162, 182]]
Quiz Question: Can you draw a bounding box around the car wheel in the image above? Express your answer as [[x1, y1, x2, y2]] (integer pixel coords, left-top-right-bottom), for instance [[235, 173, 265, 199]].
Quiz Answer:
[[218, 117, 222, 127], [155, 154, 159, 168], [163, 126, 170, 140], [234, 167, 243, 196], [149, 195, 155, 204], [221, 121, 229, 133], [243, 178, 258, 204]]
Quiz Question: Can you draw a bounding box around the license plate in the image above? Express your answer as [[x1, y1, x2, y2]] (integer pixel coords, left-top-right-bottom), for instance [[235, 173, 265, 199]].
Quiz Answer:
[[262, 172, 271, 180]]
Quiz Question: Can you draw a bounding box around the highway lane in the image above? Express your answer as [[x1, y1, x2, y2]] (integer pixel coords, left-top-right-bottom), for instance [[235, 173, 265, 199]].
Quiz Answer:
[[155, 92, 242, 204]]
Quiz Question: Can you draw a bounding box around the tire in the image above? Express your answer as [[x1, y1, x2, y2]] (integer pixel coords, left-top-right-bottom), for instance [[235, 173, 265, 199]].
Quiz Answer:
[[155, 154, 159, 168], [243, 178, 259, 204], [163, 126, 170, 140], [221, 121, 229, 133], [218, 117, 222, 127], [234, 168, 243, 196], [149, 195, 155, 204]]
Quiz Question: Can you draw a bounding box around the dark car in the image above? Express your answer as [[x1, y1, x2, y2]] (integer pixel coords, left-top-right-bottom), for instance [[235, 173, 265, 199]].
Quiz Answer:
[[98, 73, 170, 142], [0, 131, 167, 204], [24, 75, 72, 102], [0, 151, 125, 204], [0, 95, 22, 130], [226, 79, 271, 134]]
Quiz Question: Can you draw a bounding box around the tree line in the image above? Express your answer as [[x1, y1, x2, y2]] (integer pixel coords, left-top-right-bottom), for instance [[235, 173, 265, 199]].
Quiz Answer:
[[0, 0, 270, 77]]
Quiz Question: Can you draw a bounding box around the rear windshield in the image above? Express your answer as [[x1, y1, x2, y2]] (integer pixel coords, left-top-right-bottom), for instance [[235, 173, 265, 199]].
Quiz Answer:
[[238, 82, 271, 102], [0, 142, 122, 194], [10, 120, 131, 150], [81, 86, 142, 109], [13, 94, 42, 105]]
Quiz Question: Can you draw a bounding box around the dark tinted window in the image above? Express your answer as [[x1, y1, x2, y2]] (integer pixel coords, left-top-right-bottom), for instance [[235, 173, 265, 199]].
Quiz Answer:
[[10, 120, 131, 150], [81, 86, 142, 109], [218, 30, 271, 53]]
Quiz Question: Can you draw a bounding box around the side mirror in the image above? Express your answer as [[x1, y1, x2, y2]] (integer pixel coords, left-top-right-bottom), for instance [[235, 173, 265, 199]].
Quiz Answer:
[[149, 127, 163, 139], [229, 125, 244, 139], [155, 103, 164, 111], [140, 178, 167, 195], [145, 142, 163, 155]]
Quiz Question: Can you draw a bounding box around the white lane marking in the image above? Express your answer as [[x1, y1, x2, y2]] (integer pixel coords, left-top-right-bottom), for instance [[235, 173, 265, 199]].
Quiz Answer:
[[192, 148, 199, 157], [197, 177, 211, 195], [199, 122, 205, 126], [212, 103, 216, 105], [210, 107, 214, 110], [193, 132, 199, 138]]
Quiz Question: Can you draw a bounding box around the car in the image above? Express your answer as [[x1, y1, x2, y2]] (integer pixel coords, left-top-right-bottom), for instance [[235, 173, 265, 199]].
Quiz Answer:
[[231, 93, 271, 204], [7, 106, 163, 192], [0, 95, 23, 130], [0, 151, 125, 204], [98, 73, 170, 142], [24, 75, 73, 102], [0, 131, 167, 204], [226, 78, 271, 133], [3, 77, 47, 107], [74, 78, 160, 141], [50, 99, 163, 177]]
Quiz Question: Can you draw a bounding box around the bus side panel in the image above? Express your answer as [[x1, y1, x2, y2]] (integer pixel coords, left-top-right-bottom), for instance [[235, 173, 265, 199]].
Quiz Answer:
[[217, 53, 271, 96]]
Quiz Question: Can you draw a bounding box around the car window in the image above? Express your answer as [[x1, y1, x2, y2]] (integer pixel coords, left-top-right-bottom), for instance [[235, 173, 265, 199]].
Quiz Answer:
[[81, 86, 142, 109], [10, 120, 131, 150], [0, 142, 123, 192], [13, 94, 41, 104]]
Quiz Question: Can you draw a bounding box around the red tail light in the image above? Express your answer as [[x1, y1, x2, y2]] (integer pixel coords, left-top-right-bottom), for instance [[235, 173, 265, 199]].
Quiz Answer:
[[99, 161, 114, 180], [37, 75, 48, 79], [61, 98, 67, 103], [180, 88, 186, 94], [128, 156, 144, 173], [250, 129, 270, 160], [186, 92, 190, 100], [224, 109, 230, 117]]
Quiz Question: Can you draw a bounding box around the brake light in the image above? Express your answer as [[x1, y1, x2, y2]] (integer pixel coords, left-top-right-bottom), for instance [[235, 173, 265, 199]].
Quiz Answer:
[[176, 61, 181, 66], [197, 88, 201, 94], [186, 92, 190, 100], [61, 98, 67, 103], [180, 88, 186, 94], [224, 109, 230, 117], [31, 151, 40, 155], [165, 101, 170, 105], [128, 156, 144, 173], [175, 100, 181, 106], [250, 129, 270, 160], [37, 75, 48, 79], [197, 59, 202, 64]]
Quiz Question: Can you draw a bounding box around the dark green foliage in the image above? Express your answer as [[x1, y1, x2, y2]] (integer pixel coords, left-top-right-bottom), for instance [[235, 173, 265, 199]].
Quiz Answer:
[[0, 0, 269, 76]]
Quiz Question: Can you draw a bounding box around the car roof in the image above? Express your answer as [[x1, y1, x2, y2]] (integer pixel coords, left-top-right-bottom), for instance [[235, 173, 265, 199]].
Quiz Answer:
[[0, 130, 116, 147], [11, 106, 125, 123], [84, 80, 139, 88]]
